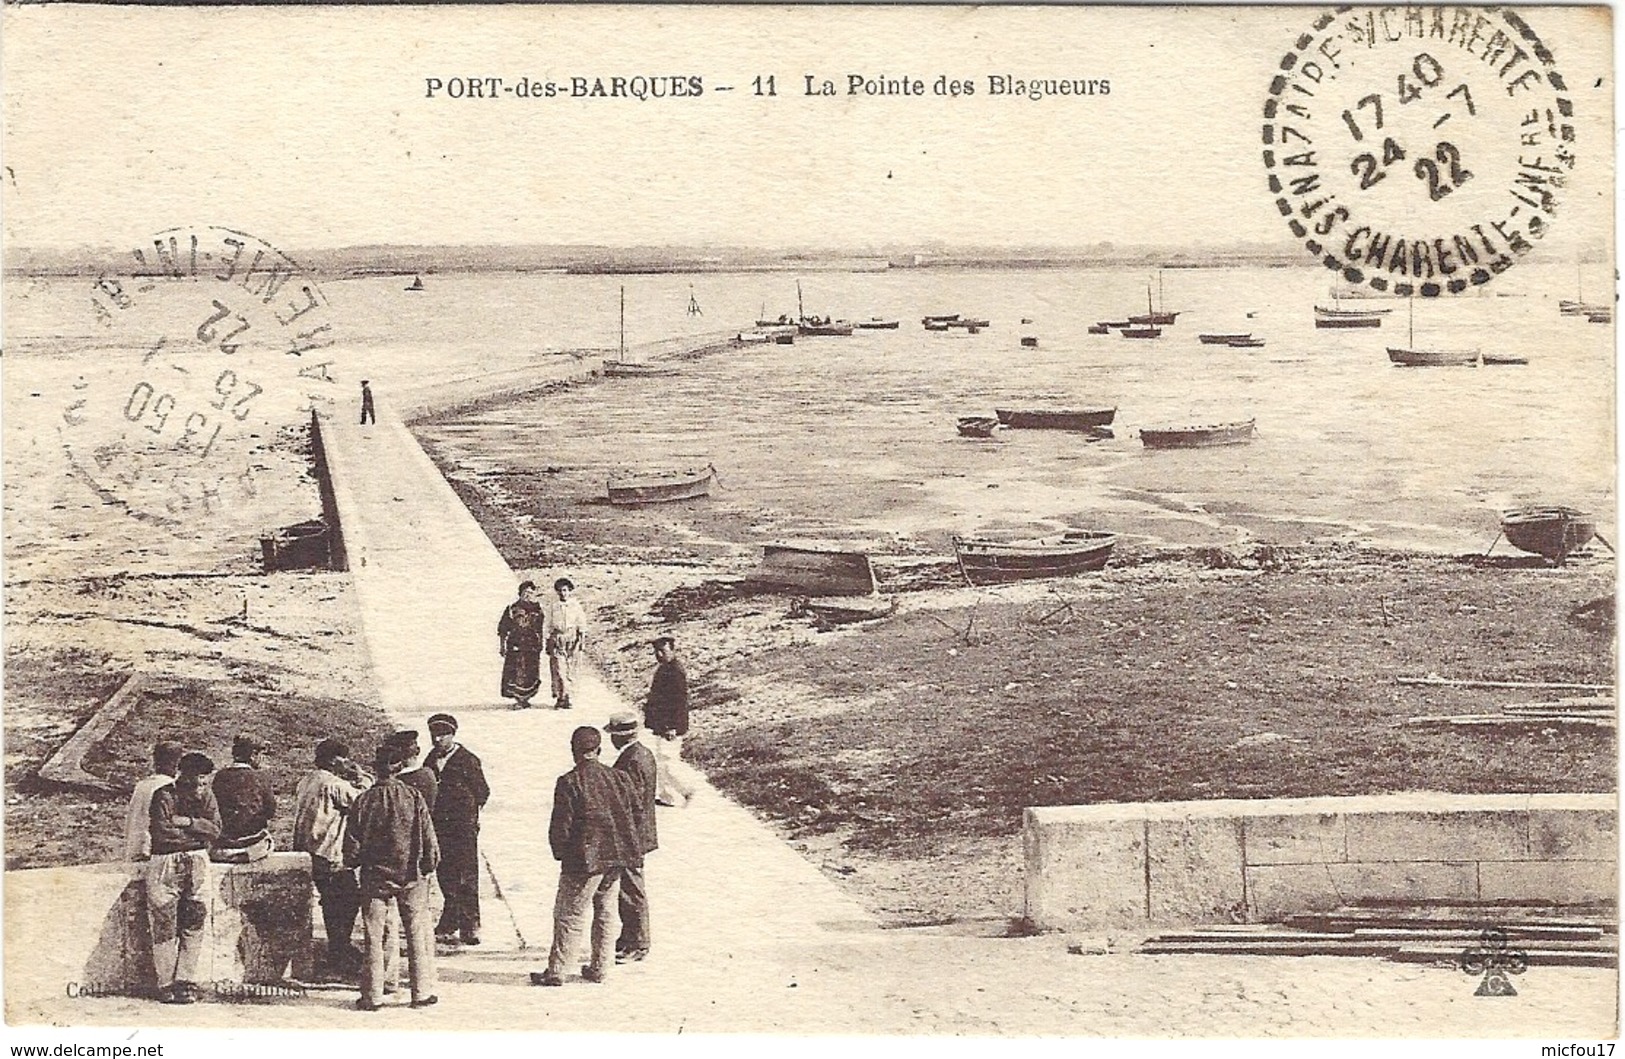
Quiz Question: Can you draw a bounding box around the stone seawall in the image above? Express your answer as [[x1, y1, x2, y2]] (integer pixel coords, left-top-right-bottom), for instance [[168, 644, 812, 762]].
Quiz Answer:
[[1023, 793, 1617, 931]]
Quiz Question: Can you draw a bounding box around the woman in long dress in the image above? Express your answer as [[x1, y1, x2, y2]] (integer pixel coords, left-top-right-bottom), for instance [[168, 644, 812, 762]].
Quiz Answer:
[[497, 581, 546, 708]]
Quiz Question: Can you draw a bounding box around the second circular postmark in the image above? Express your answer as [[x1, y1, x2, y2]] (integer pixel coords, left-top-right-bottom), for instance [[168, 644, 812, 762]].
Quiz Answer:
[[1263, 7, 1575, 295], [63, 226, 344, 528]]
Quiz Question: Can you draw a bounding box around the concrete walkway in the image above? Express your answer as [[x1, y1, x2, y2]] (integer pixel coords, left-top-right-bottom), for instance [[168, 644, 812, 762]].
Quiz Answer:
[[314, 404, 875, 964]]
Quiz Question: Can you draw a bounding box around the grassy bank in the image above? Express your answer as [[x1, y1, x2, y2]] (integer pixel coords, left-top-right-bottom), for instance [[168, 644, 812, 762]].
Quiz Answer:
[[591, 548, 1614, 920], [4, 574, 388, 870]]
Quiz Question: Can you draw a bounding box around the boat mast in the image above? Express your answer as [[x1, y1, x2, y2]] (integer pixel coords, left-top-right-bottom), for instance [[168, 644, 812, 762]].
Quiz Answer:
[[797, 280, 805, 322], [1158, 270, 1164, 314], [619, 284, 626, 362]]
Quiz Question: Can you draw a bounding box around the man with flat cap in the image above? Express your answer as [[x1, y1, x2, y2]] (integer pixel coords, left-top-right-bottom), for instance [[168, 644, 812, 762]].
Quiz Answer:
[[605, 711, 657, 962], [531, 726, 641, 986], [423, 713, 489, 946], [147, 751, 222, 1004]]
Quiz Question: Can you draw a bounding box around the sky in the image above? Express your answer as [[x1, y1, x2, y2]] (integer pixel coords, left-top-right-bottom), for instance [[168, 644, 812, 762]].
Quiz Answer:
[[0, 5, 1614, 256]]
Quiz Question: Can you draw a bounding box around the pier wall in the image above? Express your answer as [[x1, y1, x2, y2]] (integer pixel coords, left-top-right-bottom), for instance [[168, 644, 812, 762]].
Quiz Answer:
[[309, 410, 347, 571], [1023, 793, 1617, 931], [6, 853, 314, 998]]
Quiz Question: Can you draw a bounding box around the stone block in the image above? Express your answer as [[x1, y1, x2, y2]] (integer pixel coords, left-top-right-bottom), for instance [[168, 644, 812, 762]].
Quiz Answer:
[[210, 853, 314, 983], [1146, 817, 1245, 923], [1528, 810, 1618, 861], [1344, 811, 1528, 863], [1478, 861, 1618, 904], [1024, 811, 1147, 931], [1246, 861, 1478, 920], [1243, 812, 1346, 865]]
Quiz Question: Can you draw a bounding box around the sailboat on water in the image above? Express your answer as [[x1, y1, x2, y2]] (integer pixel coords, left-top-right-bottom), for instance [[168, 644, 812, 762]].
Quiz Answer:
[[1126, 271, 1180, 326], [794, 280, 855, 336], [1120, 283, 1163, 339], [1386, 297, 1480, 366], [405, 275, 425, 292], [603, 286, 680, 378], [1559, 264, 1611, 322]]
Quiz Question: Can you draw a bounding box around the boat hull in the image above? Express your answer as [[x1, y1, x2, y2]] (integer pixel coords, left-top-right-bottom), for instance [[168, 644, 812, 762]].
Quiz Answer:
[[603, 362, 680, 378], [1199, 333, 1252, 345], [957, 416, 1000, 438], [606, 465, 715, 505], [1387, 347, 1480, 367], [1501, 506, 1598, 564], [1140, 420, 1257, 449], [750, 545, 879, 596], [995, 407, 1117, 430], [954, 531, 1117, 586], [1315, 316, 1383, 329], [1127, 312, 1179, 325], [857, 319, 900, 329]]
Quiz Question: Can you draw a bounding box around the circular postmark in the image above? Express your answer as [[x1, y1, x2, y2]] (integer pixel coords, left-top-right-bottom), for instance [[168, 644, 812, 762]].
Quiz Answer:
[[62, 227, 342, 527], [1263, 7, 1574, 295]]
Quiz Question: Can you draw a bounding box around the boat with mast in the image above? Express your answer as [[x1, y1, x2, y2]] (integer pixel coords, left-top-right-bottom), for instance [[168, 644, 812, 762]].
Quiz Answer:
[[405, 275, 425, 292], [795, 280, 855, 336], [603, 286, 680, 378], [1121, 283, 1163, 339], [1126, 271, 1180, 326], [1386, 298, 1479, 367]]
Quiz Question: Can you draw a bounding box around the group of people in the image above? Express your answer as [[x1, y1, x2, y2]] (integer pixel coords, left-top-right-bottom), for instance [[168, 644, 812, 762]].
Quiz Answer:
[[290, 714, 490, 1010], [498, 577, 588, 710], [123, 734, 283, 1004], [122, 621, 697, 1008]]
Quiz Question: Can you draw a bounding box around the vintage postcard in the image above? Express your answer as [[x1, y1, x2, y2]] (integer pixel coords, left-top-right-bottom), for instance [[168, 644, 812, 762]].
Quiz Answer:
[[1, 2, 1616, 1048]]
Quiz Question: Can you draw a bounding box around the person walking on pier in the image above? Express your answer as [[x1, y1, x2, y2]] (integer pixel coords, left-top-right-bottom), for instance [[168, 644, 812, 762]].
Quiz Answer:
[[360, 380, 376, 425], [645, 636, 696, 807], [346, 742, 440, 1011], [606, 711, 657, 963], [146, 751, 222, 1004], [531, 726, 642, 987], [498, 580, 547, 708], [425, 714, 489, 946], [544, 577, 588, 710], [294, 738, 369, 980]]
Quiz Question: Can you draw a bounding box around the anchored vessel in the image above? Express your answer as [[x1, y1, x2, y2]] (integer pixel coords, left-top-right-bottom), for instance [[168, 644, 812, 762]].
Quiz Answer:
[[995, 407, 1117, 431], [1500, 506, 1598, 565], [1140, 419, 1257, 449]]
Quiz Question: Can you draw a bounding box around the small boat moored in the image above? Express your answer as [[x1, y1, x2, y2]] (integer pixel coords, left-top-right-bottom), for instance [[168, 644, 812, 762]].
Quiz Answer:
[[954, 530, 1118, 586], [1140, 419, 1257, 449], [995, 407, 1117, 431], [606, 463, 716, 505], [1315, 304, 1389, 328], [1481, 354, 1529, 366], [957, 415, 1001, 438], [1499, 505, 1599, 565], [856, 317, 901, 330], [405, 275, 425, 292], [1386, 347, 1481, 367]]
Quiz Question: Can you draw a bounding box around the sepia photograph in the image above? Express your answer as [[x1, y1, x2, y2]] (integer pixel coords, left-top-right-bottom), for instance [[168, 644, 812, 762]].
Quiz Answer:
[[1, 2, 1617, 1046]]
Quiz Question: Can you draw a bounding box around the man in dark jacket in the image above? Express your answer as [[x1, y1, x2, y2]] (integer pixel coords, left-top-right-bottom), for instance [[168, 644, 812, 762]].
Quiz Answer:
[[530, 726, 642, 986], [424, 713, 489, 946], [211, 733, 276, 858], [644, 636, 696, 806], [346, 742, 440, 1010], [147, 752, 222, 1004], [605, 711, 658, 962]]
